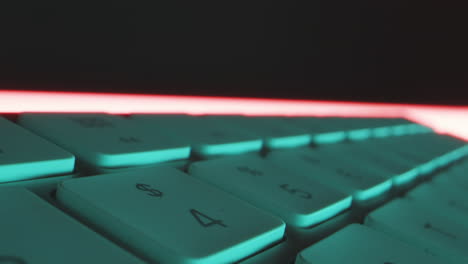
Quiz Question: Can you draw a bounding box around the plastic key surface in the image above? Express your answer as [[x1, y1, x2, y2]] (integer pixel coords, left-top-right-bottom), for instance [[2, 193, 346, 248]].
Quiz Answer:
[[296, 224, 445, 264], [0, 117, 75, 183], [405, 182, 468, 226], [366, 198, 468, 263], [189, 154, 352, 227], [132, 114, 263, 157], [56, 166, 285, 264], [0, 187, 144, 264], [207, 116, 312, 149], [18, 113, 190, 168], [266, 148, 392, 202]]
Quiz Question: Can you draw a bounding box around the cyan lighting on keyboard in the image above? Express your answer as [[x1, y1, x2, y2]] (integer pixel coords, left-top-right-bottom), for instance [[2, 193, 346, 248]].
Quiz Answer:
[[0, 90, 468, 140]]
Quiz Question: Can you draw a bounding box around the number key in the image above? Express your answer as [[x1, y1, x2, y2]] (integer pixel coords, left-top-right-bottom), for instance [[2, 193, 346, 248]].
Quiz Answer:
[[18, 114, 190, 168], [366, 198, 468, 262], [189, 154, 352, 228], [56, 166, 285, 264]]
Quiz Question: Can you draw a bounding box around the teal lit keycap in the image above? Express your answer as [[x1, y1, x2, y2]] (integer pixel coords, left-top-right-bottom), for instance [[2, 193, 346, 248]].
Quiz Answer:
[[189, 154, 351, 228], [266, 148, 392, 202], [132, 114, 263, 157], [364, 135, 453, 174], [0, 187, 144, 264], [18, 114, 190, 168], [366, 198, 468, 262], [0, 116, 75, 183], [281, 117, 349, 144], [206, 116, 311, 149], [296, 224, 445, 264], [56, 166, 285, 264], [327, 140, 422, 186], [283, 117, 426, 143], [405, 183, 468, 226], [432, 168, 468, 196]]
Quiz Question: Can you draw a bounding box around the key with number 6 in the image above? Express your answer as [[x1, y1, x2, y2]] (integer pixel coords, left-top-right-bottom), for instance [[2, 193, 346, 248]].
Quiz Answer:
[[56, 166, 285, 264]]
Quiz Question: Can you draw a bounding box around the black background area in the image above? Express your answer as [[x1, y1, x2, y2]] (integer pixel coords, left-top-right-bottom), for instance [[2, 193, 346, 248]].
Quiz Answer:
[[0, 1, 467, 104]]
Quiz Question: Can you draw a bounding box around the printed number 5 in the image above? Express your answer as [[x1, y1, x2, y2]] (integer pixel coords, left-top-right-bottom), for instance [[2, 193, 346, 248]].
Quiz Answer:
[[280, 184, 312, 199]]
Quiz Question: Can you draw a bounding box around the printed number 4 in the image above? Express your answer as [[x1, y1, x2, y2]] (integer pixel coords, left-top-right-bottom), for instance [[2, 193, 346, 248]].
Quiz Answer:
[[190, 209, 227, 228]]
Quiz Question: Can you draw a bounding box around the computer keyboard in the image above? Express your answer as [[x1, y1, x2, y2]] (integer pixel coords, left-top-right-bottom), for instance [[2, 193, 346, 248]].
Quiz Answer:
[[1, 113, 467, 263]]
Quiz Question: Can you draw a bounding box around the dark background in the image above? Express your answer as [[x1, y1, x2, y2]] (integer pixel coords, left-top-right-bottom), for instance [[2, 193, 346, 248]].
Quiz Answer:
[[0, 1, 467, 104]]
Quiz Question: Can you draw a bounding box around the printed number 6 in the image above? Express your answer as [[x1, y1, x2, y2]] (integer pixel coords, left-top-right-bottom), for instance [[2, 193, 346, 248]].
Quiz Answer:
[[280, 184, 312, 199]]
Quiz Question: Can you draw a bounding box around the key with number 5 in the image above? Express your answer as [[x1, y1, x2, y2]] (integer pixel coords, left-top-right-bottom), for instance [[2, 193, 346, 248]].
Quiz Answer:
[[56, 166, 285, 264], [189, 154, 352, 228]]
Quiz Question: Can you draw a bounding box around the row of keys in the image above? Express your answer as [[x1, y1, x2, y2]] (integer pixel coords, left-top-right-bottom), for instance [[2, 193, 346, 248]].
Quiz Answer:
[[0, 114, 434, 183], [0, 166, 285, 264], [0, 114, 466, 263], [297, 160, 468, 263], [4, 157, 466, 264]]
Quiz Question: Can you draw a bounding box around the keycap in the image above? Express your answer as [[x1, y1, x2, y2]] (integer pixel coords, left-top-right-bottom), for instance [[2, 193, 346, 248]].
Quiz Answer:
[[432, 164, 468, 191], [132, 114, 263, 157], [280, 117, 349, 144], [266, 148, 392, 202], [207, 116, 311, 149], [405, 182, 468, 226], [281, 117, 426, 144], [365, 198, 468, 262], [361, 134, 466, 174], [324, 140, 422, 186], [0, 116, 75, 183], [0, 187, 144, 264], [188, 154, 352, 227], [296, 224, 445, 264], [18, 113, 190, 168], [56, 166, 285, 264]]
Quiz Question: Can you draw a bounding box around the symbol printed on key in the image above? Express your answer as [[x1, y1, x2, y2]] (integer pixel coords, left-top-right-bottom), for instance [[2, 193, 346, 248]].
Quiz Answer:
[[136, 183, 163, 198], [300, 154, 321, 164], [190, 209, 227, 228], [236, 166, 263, 176], [119, 137, 141, 143], [448, 200, 468, 213], [336, 168, 361, 180], [70, 117, 114, 128], [0, 256, 27, 264]]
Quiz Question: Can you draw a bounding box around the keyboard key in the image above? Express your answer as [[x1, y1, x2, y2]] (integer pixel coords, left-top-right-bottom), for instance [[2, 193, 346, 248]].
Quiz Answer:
[[405, 182, 468, 226], [432, 164, 468, 191], [18, 113, 190, 168], [296, 224, 444, 264], [0, 117, 75, 183], [324, 140, 422, 186], [361, 134, 466, 175], [281, 117, 425, 144], [0, 187, 144, 264], [366, 198, 468, 262], [280, 117, 349, 144], [56, 166, 285, 264], [132, 114, 263, 157], [208, 116, 311, 149], [189, 154, 352, 227], [266, 148, 392, 202]]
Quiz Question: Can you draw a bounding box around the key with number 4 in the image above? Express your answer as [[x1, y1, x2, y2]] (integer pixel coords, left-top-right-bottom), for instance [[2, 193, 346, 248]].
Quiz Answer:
[[56, 166, 285, 264]]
